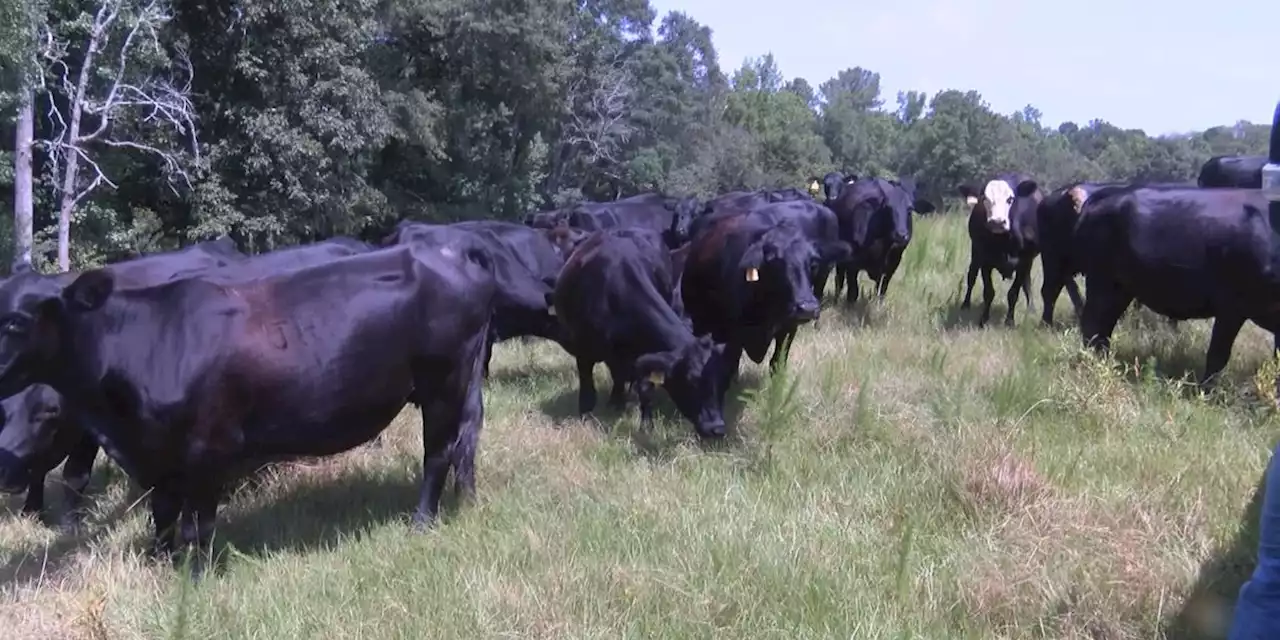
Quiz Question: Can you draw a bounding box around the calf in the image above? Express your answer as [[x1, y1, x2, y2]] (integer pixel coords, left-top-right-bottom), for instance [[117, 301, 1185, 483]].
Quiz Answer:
[[0, 243, 497, 561], [828, 177, 936, 303], [957, 174, 1041, 326], [1198, 155, 1265, 189], [1072, 185, 1280, 385], [551, 229, 727, 437], [681, 210, 852, 388]]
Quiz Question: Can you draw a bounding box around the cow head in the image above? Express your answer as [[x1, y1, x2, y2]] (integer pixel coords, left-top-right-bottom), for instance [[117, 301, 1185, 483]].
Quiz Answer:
[[884, 178, 936, 244], [544, 223, 590, 260], [0, 269, 113, 492], [739, 222, 852, 323], [634, 335, 728, 438], [819, 171, 853, 202], [665, 197, 701, 247], [0, 385, 65, 493], [963, 179, 1038, 234]]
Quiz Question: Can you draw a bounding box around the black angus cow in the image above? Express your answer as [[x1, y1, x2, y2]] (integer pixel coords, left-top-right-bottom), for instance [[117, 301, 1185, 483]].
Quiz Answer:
[[1035, 181, 1194, 326], [956, 174, 1042, 326], [0, 242, 498, 561], [1072, 185, 1280, 385], [0, 236, 249, 522], [700, 188, 814, 218], [689, 199, 844, 301], [564, 196, 702, 249], [826, 177, 936, 304], [382, 220, 568, 373], [681, 208, 853, 389], [1198, 155, 1265, 189], [550, 228, 727, 437], [811, 172, 858, 203]]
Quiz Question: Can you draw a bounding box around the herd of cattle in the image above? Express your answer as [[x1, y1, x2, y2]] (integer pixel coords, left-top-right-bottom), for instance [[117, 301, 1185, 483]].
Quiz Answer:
[[0, 150, 1274, 567]]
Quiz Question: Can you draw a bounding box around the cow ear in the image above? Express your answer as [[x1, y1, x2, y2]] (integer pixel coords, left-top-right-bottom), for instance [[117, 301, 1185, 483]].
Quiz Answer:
[[738, 243, 765, 276], [61, 269, 115, 312], [1014, 180, 1039, 198], [817, 240, 853, 264], [635, 350, 678, 386], [957, 184, 979, 199], [844, 174, 858, 184], [914, 198, 937, 214]]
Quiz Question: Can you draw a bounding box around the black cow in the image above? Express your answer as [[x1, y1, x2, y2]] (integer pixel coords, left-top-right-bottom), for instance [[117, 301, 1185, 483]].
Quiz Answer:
[[0, 384, 88, 522], [1036, 181, 1194, 326], [0, 242, 498, 561], [382, 220, 567, 373], [565, 196, 701, 248], [827, 177, 936, 304], [550, 228, 727, 437], [0, 236, 249, 522], [955, 174, 1042, 326], [810, 172, 859, 203], [681, 208, 853, 389], [1071, 185, 1279, 385], [1198, 155, 1266, 189], [700, 188, 814, 218]]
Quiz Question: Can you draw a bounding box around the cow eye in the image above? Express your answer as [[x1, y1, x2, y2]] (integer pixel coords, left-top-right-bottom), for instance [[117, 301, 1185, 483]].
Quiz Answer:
[[1005, 197, 1014, 205], [2, 318, 26, 335]]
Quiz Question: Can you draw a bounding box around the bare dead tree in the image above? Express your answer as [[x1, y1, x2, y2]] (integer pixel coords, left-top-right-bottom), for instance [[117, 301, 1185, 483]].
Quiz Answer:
[[547, 49, 635, 196], [38, 0, 198, 271]]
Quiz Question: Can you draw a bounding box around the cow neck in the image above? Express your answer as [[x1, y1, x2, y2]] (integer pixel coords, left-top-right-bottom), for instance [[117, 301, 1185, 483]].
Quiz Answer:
[[626, 268, 695, 355]]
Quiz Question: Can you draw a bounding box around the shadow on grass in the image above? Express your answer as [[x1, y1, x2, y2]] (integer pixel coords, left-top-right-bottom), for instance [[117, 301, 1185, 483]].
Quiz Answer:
[[0, 469, 150, 591], [535, 366, 763, 462], [1164, 464, 1266, 639]]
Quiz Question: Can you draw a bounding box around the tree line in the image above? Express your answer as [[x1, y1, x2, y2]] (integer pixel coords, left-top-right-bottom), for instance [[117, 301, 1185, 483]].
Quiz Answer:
[[0, 0, 1272, 271]]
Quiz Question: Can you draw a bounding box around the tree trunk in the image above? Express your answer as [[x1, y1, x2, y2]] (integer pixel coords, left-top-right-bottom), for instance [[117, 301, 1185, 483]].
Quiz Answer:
[[55, 29, 101, 273], [12, 87, 34, 269]]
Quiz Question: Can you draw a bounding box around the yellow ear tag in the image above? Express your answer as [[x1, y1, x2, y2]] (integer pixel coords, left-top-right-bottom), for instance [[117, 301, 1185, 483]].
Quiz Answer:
[[649, 371, 664, 384], [745, 267, 759, 282], [547, 305, 556, 317]]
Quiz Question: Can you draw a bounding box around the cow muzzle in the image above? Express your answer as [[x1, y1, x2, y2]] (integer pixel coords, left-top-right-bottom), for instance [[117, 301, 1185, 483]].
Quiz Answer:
[[696, 418, 727, 439], [792, 300, 821, 322]]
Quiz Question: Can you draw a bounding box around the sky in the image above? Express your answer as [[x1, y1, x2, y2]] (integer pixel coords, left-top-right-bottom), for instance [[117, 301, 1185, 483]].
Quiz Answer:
[[648, 0, 1279, 136]]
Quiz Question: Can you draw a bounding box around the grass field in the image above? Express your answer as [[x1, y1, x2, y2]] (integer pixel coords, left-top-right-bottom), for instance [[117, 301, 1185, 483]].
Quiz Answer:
[[0, 209, 1277, 639]]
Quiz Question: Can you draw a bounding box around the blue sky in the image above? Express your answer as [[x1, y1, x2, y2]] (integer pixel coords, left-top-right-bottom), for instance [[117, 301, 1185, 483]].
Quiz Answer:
[[648, 0, 1278, 135]]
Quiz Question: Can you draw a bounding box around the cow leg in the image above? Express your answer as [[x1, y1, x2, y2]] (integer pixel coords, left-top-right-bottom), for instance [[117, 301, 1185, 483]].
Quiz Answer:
[[846, 267, 862, 306], [833, 264, 847, 302], [813, 262, 833, 301], [178, 489, 220, 575], [1020, 261, 1036, 313], [1040, 260, 1066, 326], [575, 357, 598, 415], [1004, 260, 1034, 326], [414, 330, 488, 527], [977, 268, 997, 327], [21, 475, 45, 517], [481, 332, 495, 379], [720, 343, 745, 400], [1079, 277, 1133, 354], [1201, 315, 1247, 387], [58, 436, 99, 527], [960, 260, 979, 310], [147, 486, 183, 559], [605, 359, 633, 411], [877, 250, 904, 300], [1064, 278, 1085, 321], [769, 329, 797, 373]]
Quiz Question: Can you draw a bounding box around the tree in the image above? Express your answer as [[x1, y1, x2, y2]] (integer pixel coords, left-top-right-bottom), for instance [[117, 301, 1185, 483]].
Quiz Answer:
[[38, 0, 198, 270], [2, 0, 40, 268]]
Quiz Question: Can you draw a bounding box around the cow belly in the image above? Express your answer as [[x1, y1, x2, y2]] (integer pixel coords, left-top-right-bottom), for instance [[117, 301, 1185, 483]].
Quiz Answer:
[[245, 393, 412, 460], [1116, 267, 1217, 320]]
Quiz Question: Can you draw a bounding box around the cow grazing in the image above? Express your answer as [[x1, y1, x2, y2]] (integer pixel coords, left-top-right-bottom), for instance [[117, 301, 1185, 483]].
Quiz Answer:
[[957, 174, 1042, 326], [1198, 155, 1266, 189], [0, 242, 498, 561], [1071, 185, 1280, 385], [0, 384, 94, 522], [681, 209, 853, 388], [550, 228, 727, 437], [382, 220, 568, 373], [828, 177, 936, 304]]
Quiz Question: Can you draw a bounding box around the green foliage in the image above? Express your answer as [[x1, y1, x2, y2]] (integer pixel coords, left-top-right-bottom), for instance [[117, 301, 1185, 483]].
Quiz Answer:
[[0, 0, 1271, 261]]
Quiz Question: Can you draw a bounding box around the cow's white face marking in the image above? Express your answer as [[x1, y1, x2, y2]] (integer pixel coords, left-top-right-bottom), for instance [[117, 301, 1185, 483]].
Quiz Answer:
[[982, 180, 1014, 233]]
